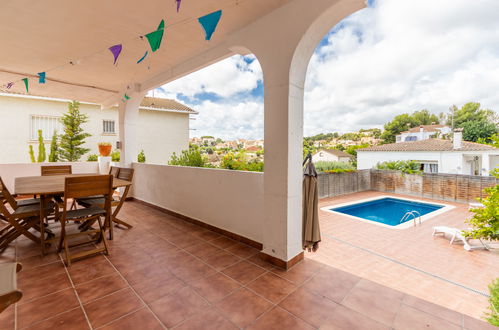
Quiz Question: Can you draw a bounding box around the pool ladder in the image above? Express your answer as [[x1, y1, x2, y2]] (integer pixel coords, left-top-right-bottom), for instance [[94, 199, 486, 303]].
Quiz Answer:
[[400, 211, 422, 227]]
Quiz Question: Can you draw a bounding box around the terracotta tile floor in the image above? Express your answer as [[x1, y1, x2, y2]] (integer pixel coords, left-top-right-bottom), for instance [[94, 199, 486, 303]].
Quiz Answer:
[[311, 191, 499, 322], [0, 198, 495, 329]]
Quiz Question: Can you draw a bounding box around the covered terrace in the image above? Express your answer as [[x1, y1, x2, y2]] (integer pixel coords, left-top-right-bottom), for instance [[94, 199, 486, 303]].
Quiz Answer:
[[0, 0, 495, 329]]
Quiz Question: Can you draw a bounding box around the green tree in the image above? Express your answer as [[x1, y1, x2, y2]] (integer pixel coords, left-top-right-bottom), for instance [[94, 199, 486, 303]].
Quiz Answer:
[[169, 146, 210, 167], [461, 120, 497, 142], [463, 168, 499, 241], [59, 101, 91, 161], [478, 133, 499, 148], [48, 130, 59, 162], [381, 110, 439, 143], [37, 130, 46, 162], [447, 102, 495, 128], [28, 145, 35, 163]]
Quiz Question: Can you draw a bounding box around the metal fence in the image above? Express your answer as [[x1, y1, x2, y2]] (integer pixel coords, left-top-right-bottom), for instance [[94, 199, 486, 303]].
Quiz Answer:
[[318, 169, 498, 203]]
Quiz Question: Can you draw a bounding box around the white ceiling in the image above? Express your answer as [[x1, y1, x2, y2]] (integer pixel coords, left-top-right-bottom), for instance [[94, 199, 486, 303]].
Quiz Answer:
[[0, 0, 291, 104]]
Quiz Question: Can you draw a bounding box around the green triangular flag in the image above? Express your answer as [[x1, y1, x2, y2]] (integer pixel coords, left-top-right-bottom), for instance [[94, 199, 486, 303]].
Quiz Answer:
[[145, 20, 165, 52], [124, 93, 130, 100], [22, 78, 29, 93]]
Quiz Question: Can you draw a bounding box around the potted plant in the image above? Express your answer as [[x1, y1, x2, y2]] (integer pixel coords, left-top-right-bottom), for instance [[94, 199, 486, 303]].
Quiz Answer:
[[98, 142, 112, 157]]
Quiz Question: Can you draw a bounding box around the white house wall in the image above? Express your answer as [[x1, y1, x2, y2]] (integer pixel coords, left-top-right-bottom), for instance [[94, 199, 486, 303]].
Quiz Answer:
[[358, 150, 498, 175], [0, 94, 188, 164]]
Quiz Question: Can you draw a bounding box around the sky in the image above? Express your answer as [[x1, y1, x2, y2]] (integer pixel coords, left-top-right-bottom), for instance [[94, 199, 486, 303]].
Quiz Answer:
[[153, 0, 499, 140]]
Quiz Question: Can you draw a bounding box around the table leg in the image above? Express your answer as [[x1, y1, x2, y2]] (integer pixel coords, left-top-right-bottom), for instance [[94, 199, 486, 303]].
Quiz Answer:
[[39, 195, 46, 256]]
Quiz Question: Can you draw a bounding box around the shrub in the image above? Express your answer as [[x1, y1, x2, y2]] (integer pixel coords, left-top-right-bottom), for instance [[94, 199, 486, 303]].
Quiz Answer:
[[87, 154, 98, 161], [376, 160, 422, 174], [110, 150, 120, 162], [168, 148, 210, 167], [486, 278, 499, 326], [220, 152, 263, 172], [137, 150, 146, 163], [314, 161, 355, 173], [37, 130, 46, 163], [48, 130, 59, 162], [464, 168, 499, 241], [28, 145, 35, 163]]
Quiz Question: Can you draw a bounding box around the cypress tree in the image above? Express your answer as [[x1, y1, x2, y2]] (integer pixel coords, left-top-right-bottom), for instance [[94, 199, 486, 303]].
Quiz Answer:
[[59, 101, 91, 161]]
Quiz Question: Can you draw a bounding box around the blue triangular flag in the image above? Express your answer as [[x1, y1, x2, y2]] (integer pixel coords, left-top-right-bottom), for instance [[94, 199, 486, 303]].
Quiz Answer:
[[198, 10, 222, 40], [137, 51, 148, 64], [38, 72, 46, 84]]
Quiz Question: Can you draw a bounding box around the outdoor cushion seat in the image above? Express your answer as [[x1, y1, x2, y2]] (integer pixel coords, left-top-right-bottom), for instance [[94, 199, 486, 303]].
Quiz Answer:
[[64, 206, 106, 220], [16, 198, 40, 207], [77, 197, 118, 208], [0, 262, 22, 313], [12, 201, 57, 217]]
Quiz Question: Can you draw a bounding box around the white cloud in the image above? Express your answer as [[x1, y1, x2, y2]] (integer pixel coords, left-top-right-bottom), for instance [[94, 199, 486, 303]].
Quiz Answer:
[[158, 55, 262, 99], [155, 0, 499, 139], [304, 0, 499, 135]]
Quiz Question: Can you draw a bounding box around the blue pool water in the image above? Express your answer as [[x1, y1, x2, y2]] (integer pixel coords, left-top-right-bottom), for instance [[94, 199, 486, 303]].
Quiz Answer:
[[331, 197, 444, 226]]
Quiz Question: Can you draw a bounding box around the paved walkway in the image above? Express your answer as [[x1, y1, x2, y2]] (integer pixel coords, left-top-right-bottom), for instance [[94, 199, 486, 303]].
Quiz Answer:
[[310, 191, 499, 321]]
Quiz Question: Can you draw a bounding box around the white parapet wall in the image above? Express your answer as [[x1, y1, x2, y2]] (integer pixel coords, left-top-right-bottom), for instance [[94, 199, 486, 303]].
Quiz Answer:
[[131, 163, 264, 244], [0, 162, 99, 192]]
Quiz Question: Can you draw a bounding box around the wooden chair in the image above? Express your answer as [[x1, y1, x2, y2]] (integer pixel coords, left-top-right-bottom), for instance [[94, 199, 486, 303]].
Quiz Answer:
[[77, 168, 134, 239], [0, 187, 57, 252], [58, 175, 112, 266], [40, 165, 72, 176], [0, 177, 39, 210], [0, 263, 22, 314]]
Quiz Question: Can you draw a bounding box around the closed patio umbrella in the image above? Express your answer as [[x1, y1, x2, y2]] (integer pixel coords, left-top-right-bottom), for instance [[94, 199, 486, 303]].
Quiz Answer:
[[302, 155, 321, 252]]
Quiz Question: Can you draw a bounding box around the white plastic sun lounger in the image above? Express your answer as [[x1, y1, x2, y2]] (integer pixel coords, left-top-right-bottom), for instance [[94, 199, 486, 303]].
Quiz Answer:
[[432, 226, 488, 251]]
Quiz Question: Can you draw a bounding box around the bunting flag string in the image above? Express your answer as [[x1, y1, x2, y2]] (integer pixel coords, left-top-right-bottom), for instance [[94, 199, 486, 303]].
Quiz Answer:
[[38, 72, 46, 84], [198, 10, 222, 40], [109, 44, 123, 65], [145, 20, 165, 52], [0, 0, 230, 92], [22, 78, 29, 93], [137, 51, 149, 64]]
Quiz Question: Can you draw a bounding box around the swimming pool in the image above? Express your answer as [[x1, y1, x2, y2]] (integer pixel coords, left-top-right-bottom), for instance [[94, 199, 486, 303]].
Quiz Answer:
[[322, 196, 453, 229]]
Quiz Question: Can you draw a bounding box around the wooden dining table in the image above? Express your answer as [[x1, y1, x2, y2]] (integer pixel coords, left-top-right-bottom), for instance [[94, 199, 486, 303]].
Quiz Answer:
[[14, 174, 132, 254]]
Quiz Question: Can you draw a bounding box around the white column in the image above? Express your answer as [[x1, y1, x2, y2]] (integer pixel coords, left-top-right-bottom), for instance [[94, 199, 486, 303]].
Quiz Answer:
[[262, 70, 304, 262], [482, 153, 490, 176], [118, 90, 146, 165]]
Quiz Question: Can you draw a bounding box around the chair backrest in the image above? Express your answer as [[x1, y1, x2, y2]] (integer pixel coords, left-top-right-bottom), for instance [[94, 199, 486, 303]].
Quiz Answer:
[[64, 175, 113, 200], [117, 168, 134, 181], [0, 177, 18, 209], [109, 166, 120, 178], [41, 165, 72, 176]]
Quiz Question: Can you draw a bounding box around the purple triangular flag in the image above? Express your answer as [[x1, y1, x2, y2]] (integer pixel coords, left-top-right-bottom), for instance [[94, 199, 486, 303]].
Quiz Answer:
[[109, 44, 122, 65], [6, 82, 13, 89], [176, 0, 181, 12]]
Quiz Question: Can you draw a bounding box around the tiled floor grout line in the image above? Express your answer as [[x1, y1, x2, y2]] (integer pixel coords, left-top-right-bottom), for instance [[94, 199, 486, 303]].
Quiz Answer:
[[102, 253, 168, 330], [59, 253, 94, 330], [321, 231, 491, 297]]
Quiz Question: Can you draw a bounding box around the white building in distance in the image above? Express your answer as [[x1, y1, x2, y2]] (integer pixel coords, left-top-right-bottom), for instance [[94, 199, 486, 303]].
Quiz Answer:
[[358, 130, 499, 176], [312, 149, 353, 163], [0, 92, 197, 164], [396, 125, 452, 143]]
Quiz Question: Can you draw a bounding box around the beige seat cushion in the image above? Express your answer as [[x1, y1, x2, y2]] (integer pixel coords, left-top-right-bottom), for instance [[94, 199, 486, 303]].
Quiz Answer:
[[0, 263, 17, 295]]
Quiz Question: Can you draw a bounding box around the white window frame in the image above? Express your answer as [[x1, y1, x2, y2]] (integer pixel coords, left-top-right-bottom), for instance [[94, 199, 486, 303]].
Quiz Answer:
[[29, 115, 62, 141], [102, 119, 116, 134]]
